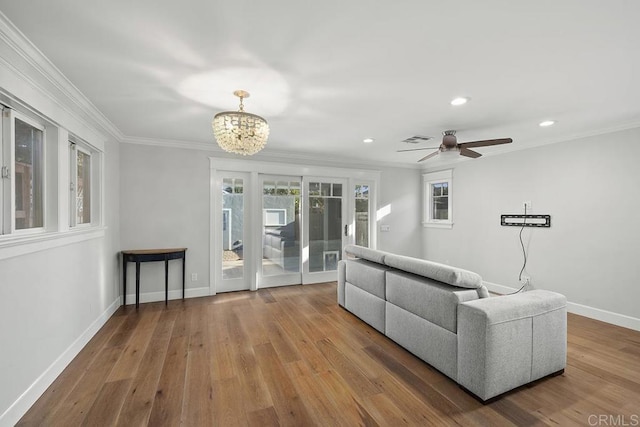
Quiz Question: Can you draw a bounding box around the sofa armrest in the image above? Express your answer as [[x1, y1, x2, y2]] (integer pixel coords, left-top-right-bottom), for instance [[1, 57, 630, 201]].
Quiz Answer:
[[457, 290, 566, 401]]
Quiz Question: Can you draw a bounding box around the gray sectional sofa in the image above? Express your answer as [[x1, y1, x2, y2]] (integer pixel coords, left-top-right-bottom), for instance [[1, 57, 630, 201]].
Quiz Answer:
[[337, 245, 567, 401]]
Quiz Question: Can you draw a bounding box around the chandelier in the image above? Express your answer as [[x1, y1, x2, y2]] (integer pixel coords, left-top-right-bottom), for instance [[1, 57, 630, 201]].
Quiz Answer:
[[212, 90, 270, 155]]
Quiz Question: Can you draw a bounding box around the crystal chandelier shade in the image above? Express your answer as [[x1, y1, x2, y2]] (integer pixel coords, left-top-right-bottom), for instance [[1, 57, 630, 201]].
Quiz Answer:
[[212, 90, 269, 155]]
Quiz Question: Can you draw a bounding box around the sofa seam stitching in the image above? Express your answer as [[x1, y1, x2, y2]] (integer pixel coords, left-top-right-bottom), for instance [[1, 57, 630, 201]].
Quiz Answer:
[[480, 305, 566, 326]]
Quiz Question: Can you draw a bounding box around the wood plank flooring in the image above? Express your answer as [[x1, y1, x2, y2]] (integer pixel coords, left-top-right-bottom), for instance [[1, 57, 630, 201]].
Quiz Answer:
[[17, 282, 640, 426]]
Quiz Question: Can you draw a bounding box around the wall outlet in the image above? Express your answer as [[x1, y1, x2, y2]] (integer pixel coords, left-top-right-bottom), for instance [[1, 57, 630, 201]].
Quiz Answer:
[[191, 273, 198, 281], [380, 224, 390, 232], [520, 275, 531, 285], [523, 201, 532, 211]]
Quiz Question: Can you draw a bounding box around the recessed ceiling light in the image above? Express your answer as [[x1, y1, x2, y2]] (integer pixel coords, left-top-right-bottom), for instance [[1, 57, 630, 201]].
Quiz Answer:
[[450, 97, 469, 106], [539, 120, 556, 127], [363, 138, 374, 143]]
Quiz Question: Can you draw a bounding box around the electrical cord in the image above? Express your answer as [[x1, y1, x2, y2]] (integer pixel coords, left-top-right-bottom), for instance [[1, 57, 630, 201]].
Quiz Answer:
[[506, 205, 528, 294], [518, 205, 528, 282]]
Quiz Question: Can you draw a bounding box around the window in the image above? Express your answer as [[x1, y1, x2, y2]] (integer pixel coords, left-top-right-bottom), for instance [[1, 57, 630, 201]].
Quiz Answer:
[[0, 94, 105, 259], [70, 142, 92, 226], [423, 169, 453, 228], [2, 109, 45, 234]]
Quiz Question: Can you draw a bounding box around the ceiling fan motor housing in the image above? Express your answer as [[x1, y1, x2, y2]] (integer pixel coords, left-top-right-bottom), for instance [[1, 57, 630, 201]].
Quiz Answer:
[[442, 130, 457, 148]]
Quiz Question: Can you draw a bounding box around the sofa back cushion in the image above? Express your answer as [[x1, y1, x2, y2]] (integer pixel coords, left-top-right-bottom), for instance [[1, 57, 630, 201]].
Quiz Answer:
[[345, 259, 389, 299], [386, 270, 481, 333], [384, 254, 483, 292]]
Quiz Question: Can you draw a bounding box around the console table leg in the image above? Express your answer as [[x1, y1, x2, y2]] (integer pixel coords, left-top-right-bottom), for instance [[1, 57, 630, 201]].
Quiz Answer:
[[123, 256, 127, 307], [135, 261, 140, 309], [165, 259, 169, 305], [182, 253, 186, 300]]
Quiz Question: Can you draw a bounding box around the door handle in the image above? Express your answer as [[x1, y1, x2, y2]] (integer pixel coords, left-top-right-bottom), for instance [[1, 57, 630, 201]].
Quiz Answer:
[[344, 224, 348, 237]]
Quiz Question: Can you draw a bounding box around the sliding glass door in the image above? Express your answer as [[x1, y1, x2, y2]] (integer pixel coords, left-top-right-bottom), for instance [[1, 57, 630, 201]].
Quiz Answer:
[[303, 178, 347, 283], [217, 172, 250, 292], [260, 176, 302, 288], [211, 159, 377, 294]]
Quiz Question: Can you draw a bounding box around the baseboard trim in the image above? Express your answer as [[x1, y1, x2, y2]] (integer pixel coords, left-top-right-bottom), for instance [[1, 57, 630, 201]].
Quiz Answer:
[[483, 281, 640, 332], [0, 297, 121, 426], [565, 301, 640, 332], [123, 286, 210, 305]]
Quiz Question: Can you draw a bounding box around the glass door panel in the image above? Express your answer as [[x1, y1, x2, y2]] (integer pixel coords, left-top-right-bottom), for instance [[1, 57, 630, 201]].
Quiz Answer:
[[218, 172, 250, 292], [261, 176, 302, 287], [222, 177, 244, 280], [354, 183, 370, 247], [304, 178, 346, 283]]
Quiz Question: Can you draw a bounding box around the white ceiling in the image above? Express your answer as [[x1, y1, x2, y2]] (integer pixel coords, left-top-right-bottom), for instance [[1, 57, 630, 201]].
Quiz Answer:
[[1, 0, 639, 166]]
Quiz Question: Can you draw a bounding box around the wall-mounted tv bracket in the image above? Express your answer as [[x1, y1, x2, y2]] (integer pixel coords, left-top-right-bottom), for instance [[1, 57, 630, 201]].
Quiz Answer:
[[501, 214, 551, 228]]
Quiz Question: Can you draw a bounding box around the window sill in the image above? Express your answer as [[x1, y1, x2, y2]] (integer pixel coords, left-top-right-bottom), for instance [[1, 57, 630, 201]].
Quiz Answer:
[[423, 221, 453, 229], [0, 226, 106, 261]]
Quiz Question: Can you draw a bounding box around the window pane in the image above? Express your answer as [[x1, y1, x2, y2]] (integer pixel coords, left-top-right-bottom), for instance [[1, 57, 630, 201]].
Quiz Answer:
[[309, 181, 342, 272], [263, 179, 301, 275], [355, 197, 369, 247], [15, 118, 44, 230], [433, 197, 448, 220], [276, 181, 289, 196], [289, 181, 300, 195], [222, 178, 233, 194], [263, 181, 275, 195], [223, 178, 244, 280], [234, 179, 243, 194], [332, 183, 342, 197], [309, 182, 320, 196], [76, 150, 91, 224]]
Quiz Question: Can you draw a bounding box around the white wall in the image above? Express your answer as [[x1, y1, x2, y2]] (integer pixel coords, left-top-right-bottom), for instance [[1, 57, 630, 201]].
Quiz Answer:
[[0, 16, 121, 425], [378, 167, 422, 256], [422, 127, 640, 327], [119, 143, 424, 295], [0, 138, 120, 424], [119, 144, 211, 297]]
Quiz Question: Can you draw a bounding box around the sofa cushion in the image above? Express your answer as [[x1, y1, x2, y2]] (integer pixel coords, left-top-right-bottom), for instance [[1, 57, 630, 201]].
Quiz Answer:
[[345, 259, 389, 299], [386, 270, 480, 333], [386, 302, 458, 380], [345, 283, 386, 333], [344, 244, 388, 264], [384, 254, 483, 291]]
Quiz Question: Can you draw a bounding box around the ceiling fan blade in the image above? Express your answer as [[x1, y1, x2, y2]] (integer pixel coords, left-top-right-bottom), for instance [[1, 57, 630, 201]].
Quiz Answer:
[[396, 147, 439, 153], [458, 138, 513, 149], [417, 150, 440, 162], [460, 147, 482, 158]]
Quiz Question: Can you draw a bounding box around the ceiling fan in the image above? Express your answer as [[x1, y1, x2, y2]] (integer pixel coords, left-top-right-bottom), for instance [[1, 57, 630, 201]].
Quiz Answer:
[[397, 130, 512, 162]]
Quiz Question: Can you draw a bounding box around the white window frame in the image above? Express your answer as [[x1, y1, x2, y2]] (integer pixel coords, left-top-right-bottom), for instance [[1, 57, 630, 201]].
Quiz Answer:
[[423, 169, 453, 229], [2, 108, 47, 235]]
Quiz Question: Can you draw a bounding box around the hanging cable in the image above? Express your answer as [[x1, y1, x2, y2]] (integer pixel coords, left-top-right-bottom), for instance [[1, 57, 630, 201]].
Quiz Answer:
[[506, 205, 528, 295]]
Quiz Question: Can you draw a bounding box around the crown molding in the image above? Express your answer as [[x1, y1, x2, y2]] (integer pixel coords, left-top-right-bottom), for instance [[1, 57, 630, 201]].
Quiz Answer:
[[0, 11, 123, 142], [120, 135, 423, 170]]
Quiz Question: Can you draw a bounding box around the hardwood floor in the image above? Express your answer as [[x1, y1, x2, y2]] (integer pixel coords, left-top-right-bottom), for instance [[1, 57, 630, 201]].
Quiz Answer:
[[18, 282, 640, 426]]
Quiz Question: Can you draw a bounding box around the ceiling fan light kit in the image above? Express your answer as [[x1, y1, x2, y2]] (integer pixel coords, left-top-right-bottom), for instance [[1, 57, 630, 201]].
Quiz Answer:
[[212, 90, 270, 156], [397, 130, 513, 162]]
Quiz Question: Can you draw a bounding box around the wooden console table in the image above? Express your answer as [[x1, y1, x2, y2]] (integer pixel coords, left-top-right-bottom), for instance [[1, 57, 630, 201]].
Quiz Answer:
[[122, 248, 187, 308]]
